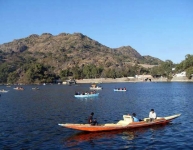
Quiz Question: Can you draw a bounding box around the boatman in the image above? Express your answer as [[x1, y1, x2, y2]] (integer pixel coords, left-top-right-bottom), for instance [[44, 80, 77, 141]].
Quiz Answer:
[[149, 109, 157, 121], [88, 112, 98, 125]]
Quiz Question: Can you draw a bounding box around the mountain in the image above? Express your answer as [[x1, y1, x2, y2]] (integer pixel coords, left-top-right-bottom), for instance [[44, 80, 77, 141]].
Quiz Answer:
[[0, 32, 163, 83]]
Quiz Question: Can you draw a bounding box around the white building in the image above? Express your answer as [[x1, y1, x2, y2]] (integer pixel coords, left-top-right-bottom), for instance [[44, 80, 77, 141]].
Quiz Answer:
[[174, 71, 186, 77]]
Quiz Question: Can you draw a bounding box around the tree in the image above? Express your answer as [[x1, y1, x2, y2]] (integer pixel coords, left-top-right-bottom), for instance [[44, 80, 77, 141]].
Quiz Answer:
[[7, 72, 19, 84], [175, 54, 193, 79], [60, 68, 71, 80], [186, 66, 193, 79], [22, 63, 52, 83], [150, 60, 174, 79], [0, 63, 15, 83], [183, 54, 193, 69], [71, 65, 81, 79], [91, 66, 98, 78]]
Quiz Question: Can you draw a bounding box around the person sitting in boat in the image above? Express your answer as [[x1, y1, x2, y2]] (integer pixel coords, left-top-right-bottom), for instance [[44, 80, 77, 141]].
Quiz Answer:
[[149, 109, 157, 121], [132, 113, 139, 122], [75, 91, 79, 95], [88, 112, 98, 125]]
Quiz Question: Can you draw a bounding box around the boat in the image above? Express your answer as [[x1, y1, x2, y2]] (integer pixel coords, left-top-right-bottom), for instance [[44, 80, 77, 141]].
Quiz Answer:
[[90, 86, 103, 90], [32, 87, 40, 90], [74, 93, 99, 98], [0, 89, 9, 93], [13, 87, 24, 90], [114, 88, 127, 91], [89, 84, 103, 90], [58, 114, 181, 132]]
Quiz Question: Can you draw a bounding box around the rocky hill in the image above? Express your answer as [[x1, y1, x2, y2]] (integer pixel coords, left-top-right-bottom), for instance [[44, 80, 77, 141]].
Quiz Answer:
[[0, 32, 162, 75]]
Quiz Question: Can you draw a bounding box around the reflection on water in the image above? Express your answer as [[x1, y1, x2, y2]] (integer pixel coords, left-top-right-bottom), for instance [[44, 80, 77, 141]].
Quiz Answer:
[[64, 124, 167, 148], [74, 97, 99, 101]]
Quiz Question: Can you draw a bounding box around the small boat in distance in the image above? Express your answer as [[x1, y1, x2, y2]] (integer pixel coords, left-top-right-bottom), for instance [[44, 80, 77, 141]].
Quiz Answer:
[[114, 88, 127, 91], [0, 89, 9, 93], [58, 114, 181, 132], [32, 87, 40, 90], [90, 84, 103, 90], [13, 87, 24, 90], [74, 92, 99, 98]]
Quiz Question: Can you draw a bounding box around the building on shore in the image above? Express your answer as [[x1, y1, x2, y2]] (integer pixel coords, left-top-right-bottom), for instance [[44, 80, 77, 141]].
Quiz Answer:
[[135, 75, 153, 81], [173, 71, 186, 77]]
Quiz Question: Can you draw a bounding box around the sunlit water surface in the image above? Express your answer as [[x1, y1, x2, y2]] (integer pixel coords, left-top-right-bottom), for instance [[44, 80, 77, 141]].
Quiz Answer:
[[0, 82, 193, 149]]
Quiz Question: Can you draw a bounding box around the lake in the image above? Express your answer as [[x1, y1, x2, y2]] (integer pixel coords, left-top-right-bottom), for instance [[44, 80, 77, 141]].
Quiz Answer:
[[0, 82, 192, 149]]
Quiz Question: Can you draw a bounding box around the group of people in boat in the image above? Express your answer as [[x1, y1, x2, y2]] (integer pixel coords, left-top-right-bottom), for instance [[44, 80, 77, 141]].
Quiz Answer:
[[91, 84, 102, 88], [0, 89, 6, 92], [115, 87, 127, 90], [14, 87, 24, 90], [87, 109, 156, 126], [75, 90, 97, 95], [131, 109, 156, 122]]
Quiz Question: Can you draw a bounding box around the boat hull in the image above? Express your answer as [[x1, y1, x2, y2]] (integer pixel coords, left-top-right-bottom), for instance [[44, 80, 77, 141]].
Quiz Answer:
[[59, 114, 181, 132], [74, 93, 99, 98], [114, 89, 126, 92], [90, 87, 102, 90], [0, 90, 9, 93]]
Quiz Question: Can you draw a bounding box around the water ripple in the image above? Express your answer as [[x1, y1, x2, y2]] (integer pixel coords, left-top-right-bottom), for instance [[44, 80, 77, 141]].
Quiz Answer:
[[0, 83, 193, 149]]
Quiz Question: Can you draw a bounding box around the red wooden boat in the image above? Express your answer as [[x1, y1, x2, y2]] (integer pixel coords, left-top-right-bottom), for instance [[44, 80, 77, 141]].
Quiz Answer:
[[58, 114, 181, 132]]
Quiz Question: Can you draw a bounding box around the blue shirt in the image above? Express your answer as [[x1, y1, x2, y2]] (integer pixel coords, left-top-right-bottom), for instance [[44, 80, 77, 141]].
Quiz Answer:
[[133, 116, 139, 122]]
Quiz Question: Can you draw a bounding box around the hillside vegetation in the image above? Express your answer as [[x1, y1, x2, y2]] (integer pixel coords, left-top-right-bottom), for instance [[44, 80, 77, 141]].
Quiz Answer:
[[0, 32, 163, 84]]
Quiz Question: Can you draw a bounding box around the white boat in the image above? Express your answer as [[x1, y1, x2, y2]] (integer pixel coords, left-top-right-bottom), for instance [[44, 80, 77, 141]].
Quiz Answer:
[[90, 86, 103, 90], [32, 87, 40, 90], [13, 87, 24, 90], [74, 93, 99, 98], [0, 89, 9, 93], [90, 84, 103, 90]]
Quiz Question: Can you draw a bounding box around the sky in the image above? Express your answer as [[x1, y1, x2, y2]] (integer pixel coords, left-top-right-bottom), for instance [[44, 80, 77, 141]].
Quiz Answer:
[[0, 0, 192, 64]]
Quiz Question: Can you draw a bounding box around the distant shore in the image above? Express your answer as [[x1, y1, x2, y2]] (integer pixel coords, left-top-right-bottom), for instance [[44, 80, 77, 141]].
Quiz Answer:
[[76, 77, 193, 84]]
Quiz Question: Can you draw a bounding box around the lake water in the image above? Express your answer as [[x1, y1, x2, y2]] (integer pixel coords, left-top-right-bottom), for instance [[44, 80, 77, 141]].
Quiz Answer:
[[0, 82, 193, 149]]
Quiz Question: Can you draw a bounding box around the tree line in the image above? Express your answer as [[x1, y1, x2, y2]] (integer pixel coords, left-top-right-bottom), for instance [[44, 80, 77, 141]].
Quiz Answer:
[[0, 54, 192, 84], [151, 54, 193, 79]]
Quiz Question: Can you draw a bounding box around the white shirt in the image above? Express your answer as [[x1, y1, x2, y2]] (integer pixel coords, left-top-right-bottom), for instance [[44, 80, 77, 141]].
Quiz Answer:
[[149, 111, 156, 119]]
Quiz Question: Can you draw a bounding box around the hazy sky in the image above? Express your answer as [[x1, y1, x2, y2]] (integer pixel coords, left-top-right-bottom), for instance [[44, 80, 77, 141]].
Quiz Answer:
[[0, 0, 192, 63]]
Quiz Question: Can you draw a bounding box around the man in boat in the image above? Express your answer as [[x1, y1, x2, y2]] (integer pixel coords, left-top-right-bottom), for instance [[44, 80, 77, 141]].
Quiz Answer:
[[149, 109, 157, 121], [132, 113, 140, 122], [88, 112, 98, 125]]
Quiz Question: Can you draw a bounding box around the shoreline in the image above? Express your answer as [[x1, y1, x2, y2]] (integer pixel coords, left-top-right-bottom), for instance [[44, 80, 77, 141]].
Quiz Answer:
[[75, 77, 193, 84], [0, 77, 192, 86]]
